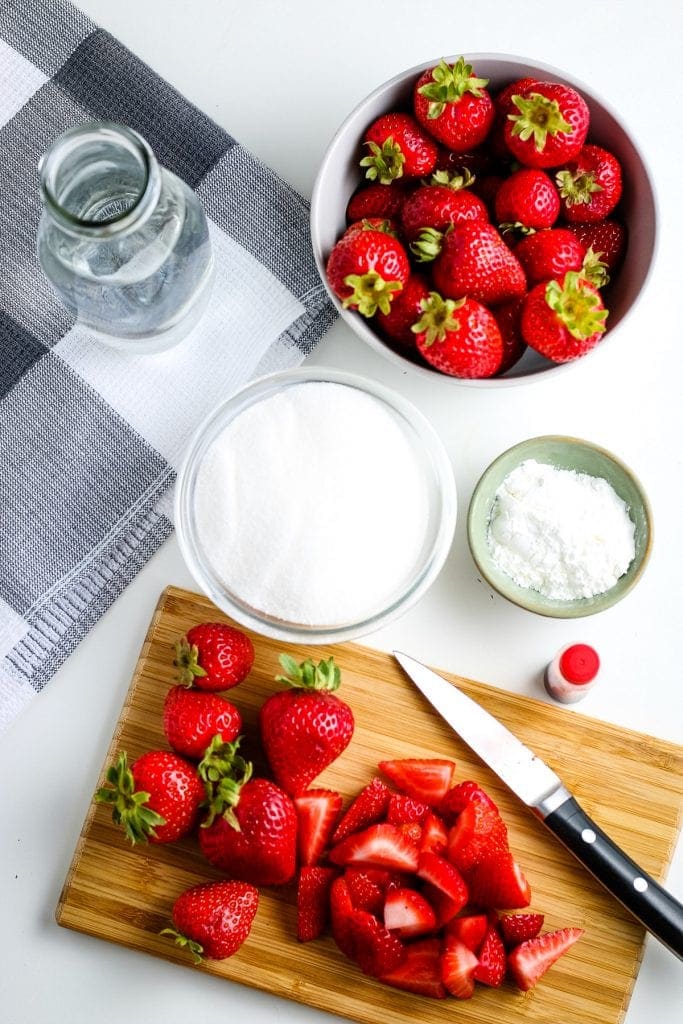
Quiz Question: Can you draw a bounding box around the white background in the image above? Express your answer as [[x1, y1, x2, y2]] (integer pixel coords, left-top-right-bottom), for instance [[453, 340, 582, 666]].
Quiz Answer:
[[1, 1, 682, 1022]]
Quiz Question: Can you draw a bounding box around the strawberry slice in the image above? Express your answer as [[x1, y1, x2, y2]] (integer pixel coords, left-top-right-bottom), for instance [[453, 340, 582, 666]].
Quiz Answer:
[[440, 779, 498, 824], [331, 777, 391, 844], [329, 876, 356, 958], [379, 937, 446, 998], [472, 924, 506, 987], [499, 912, 545, 947], [447, 800, 509, 871], [440, 935, 479, 998], [445, 913, 488, 952], [420, 810, 449, 854], [296, 866, 336, 942], [329, 823, 420, 873], [344, 867, 392, 916], [347, 909, 407, 976], [507, 927, 584, 991], [384, 886, 438, 938], [417, 851, 468, 913], [466, 851, 531, 909], [379, 758, 455, 806], [398, 821, 423, 846], [386, 792, 430, 825], [293, 789, 343, 867]]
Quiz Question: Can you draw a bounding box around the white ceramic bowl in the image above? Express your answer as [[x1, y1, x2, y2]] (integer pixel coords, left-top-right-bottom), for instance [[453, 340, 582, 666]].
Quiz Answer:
[[311, 53, 658, 387]]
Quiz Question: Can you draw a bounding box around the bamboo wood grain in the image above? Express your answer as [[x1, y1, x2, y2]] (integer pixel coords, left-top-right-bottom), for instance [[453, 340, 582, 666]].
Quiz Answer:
[[57, 586, 683, 1024]]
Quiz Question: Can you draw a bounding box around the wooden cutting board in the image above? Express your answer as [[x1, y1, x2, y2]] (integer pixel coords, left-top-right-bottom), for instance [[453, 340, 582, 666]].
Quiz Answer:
[[57, 585, 683, 1024]]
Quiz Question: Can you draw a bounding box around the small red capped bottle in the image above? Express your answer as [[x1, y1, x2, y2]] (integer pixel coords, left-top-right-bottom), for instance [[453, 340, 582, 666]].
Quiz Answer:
[[544, 644, 600, 704]]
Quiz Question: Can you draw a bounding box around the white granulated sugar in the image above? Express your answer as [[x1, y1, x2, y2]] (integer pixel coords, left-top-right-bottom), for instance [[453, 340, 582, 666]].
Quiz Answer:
[[487, 459, 635, 600], [195, 382, 430, 625]]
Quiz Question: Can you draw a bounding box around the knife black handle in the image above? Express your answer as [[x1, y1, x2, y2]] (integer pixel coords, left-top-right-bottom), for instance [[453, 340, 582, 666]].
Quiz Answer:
[[543, 794, 683, 960]]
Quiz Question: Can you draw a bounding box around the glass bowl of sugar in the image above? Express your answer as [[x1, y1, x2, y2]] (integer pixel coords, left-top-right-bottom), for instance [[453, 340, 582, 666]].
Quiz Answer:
[[175, 366, 457, 642], [467, 435, 653, 617]]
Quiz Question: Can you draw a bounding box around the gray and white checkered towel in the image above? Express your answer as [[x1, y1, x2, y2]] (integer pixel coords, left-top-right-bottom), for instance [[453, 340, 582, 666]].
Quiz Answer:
[[0, 0, 336, 733]]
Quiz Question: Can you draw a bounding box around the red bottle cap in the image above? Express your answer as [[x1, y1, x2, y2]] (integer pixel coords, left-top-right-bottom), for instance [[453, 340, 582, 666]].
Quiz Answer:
[[559, 644, 600, 685]]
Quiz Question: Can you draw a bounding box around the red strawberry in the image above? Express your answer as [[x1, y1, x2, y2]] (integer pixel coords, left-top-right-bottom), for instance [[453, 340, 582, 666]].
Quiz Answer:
[[514, 228, 586, 287], [293, 788, 343, 866], [432, 221, 527, 306], [466, 851, 532, 909], [412, 292, 504, 379], [440, 779, 499, 824], [325, 228, 410, 317], [259, 655, 354, 796], [95, 750, 204, 845], [472, 924, 506, 987], [398, 821, 423, 846], [376, 272, 431, 352], [342, 217, 399, 239], [379, 937, 446, 998], [162, 685, 242, 760], [446, 800, 509, 872], [494, 168, 560, 230], [419, 811, 449, 854], [387, 792, 430, 825], [507, 927, 584, 991], [492, 297, 527, 375], [329, 875, 357, 958], [344, 867, 392, 916], [417, 851, 468, 914], [489, 76, 540, 157], [414, 57, 494, 152], [445, 913, 488, 952], [161, 880, 258, 963], [504, 82, 589, 168], [175, 622, 254, 691], [499, 912, 545, 947], [401, 182, 488, 242], [566, 219, 626, 271], [440, 936, 479, 998], [346, 181, 409, 223], [332, 777, 391, 844], [384, 887, 437, 938], [296, 865, 337, 942], [520, 270, 608, 362], [360, 112, 438, 183], [329, 823, 420, 873], [346, 908, 407, 977], [470, 173, 506, 217], [378, 757, 455, 806], [198, 741, 297, 886], [556, 144, 622, 223]]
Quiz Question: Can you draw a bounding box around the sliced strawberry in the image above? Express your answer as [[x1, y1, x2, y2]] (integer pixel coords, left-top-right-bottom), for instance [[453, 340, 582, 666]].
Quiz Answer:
[[440, 779, 499, 824], [445, 913, 488, 952], [499, 912, 545, 947], [384, 886, 438, 938], [507, 927, 584, 991], [329, 876, 356, 959], [446, 801, 509, 872], [331, 777, 391, 845], [473, 924, 506, 987], [386, 792, 430, 825], [417, 851, 468, 909], [329, 823, 420, 873], [466, 851, 531, 909], [419, 811, 448, 855], [296, 866, 336, 942], [293, 789, 343, 867], [379, 937, 447, 998], [378, 758, 455, 806], [344, 867, 391, 916], [399, 821, 423, 846], [440, 936, 479, 999], [347, 909, 407, 977], [422, 883, 467, 927]]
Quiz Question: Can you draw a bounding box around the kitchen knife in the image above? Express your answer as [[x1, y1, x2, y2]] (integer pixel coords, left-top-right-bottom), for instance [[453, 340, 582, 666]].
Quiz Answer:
[[394, 651, 683, 960]]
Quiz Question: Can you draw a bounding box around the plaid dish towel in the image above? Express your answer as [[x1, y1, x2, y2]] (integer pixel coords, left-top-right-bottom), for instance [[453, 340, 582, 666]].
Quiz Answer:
[[0, 0, 336, 733]]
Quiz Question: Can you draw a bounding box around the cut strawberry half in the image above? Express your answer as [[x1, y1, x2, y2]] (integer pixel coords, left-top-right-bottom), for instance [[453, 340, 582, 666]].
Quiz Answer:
[[507, 927, 584, 991], [440, 779, 498, 824], [445, 913, 488, 952], [386, 792, 430, 825], [379, 758, 455, 806], [440, 935, 479, 999], [472, 924, 506, 987], [293, 789, 343, 867], [347, 908, 407, 977], [296, 866, 337, 942], [499, 912, 545, 947], [379, 937, 446, 998], [447, 800, 509, 872], [344, 867, 391, 916], [384, 886, 438, 939], [331, 777, 391, 845], [417, 851, 468, 913], [466, 851, 532, 909], [419, 811, 449, 854], [329, 876, 356, 959], [329, 823, 420, 873]]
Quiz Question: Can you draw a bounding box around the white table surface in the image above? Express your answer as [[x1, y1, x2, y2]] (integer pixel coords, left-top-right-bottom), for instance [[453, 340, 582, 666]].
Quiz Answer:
[[2, 1, 682, 1021]]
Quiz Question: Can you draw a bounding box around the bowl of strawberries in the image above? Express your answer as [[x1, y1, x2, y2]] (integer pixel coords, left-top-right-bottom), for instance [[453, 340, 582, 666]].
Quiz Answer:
[[310, 53, 656, 384]]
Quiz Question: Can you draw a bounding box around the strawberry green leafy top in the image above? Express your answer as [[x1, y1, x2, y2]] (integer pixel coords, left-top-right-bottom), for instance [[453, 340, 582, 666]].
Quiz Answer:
[[418, 58, 489, 119]]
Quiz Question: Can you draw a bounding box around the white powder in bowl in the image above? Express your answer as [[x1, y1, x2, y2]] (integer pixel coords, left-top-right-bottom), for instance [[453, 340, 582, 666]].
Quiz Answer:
[[487, 458, 636, 600], [194, 381, 431, 625]]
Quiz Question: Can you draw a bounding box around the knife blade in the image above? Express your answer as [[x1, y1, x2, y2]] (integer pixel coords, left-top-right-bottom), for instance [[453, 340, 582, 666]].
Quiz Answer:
[[394, 651, 683, 961]]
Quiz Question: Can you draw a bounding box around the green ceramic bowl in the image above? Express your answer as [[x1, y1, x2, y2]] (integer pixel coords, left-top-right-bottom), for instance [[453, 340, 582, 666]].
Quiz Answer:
[[467, 436, 653, 617]]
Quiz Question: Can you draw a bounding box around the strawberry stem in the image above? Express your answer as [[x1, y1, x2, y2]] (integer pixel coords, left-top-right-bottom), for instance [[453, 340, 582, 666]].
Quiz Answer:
[[556, 168, 603, 207], [360, 137, 405, 184], [508, 92, 572, 152], [418, 57, 489, 119], [174, 637, 208, 686], [412, 292, 465, 346], [198, 736, 253, 830], [276, 653, 341, 692], [580, 247, 610, 288], [409, 227, 445, 263], [94, 751, 166, 845], [342, 271, 402, 316], [544, 271, 608, 340], [160, 926, 204, 965], [429, 167, 476, 190]]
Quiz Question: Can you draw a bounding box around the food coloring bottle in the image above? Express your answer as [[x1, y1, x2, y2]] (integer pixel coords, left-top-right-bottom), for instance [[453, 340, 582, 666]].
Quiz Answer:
[[544, 644, 600, 704]]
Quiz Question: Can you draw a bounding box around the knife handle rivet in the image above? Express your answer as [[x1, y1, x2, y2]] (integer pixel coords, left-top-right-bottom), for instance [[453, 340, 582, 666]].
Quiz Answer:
[[633, 877, 649, 893], [581, 828, 597, 844]]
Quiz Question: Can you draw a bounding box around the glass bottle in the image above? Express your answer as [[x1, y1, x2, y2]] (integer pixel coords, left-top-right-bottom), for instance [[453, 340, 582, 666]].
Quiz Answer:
[[37, 121, 214, 353]]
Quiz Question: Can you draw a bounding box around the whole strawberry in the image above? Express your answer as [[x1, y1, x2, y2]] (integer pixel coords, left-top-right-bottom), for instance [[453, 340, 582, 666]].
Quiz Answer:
[[489, 75, 540, 158], [95, 750, 204, 844], [521, 270, 608, 362], [326, 228, 410, 317], [259, 655, 355, 796], [161, 880, 259, 963], [492, 297, 527, 374], [504, 82, 589, 168], [401, 177, 488, 243], [376, 273, 432, 352], [432, 221, 527, 306], [514, 228, 586, 287], [566, 219, 627, 271], [555, 144, 623, 223], [163, 685, 242, 760], [494, 168, 560, 231], [198, 739, 297, 885], [412, 292, 503, 378], [414, 57, 494, 152], [346, 181, 410, 224], [175, 622, 254, 691], [360, 112, 438, 184]]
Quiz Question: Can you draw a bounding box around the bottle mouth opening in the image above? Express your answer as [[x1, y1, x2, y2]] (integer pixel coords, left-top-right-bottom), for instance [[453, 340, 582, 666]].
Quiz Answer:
[[39, 121, 159, 236]]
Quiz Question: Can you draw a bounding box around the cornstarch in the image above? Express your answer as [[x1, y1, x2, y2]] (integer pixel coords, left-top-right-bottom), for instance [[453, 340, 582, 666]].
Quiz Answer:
[[194, 381, 430, 625], [487, 459, 635, 600]]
